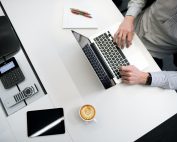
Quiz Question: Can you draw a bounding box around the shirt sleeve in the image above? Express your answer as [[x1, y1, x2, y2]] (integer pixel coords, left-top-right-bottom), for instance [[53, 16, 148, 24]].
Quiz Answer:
[[150, 71, 177, 90], [126, 0, 147, 17]]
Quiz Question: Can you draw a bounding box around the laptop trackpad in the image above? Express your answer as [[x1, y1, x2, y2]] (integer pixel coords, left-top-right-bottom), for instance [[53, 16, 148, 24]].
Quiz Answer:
[[122, 46, 149, 70]]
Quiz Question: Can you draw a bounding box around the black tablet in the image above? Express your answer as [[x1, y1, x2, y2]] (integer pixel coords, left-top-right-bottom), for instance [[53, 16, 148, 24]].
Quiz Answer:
[[27, 108, 65, 137]]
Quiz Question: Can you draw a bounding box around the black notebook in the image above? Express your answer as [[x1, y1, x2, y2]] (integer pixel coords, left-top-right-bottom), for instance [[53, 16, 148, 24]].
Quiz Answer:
[[27, 108, 65, 137]]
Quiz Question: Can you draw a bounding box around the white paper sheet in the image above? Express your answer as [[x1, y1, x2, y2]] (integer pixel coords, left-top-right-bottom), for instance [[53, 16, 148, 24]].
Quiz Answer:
[[63, 0, 98, 29]]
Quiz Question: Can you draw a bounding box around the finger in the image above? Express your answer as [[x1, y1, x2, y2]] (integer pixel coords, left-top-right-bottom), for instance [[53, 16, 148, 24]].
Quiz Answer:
[[126, 32, 133, 48], [120, 71, 131, 77], [117, 31, 123, 48], [121, 79, 130, 84], [122, 78, 133, 84], [113, 29, 119, 43], [121, 75, 130, 81], [126, 39, 132, 48], [121, 32, 127, 48], [119, 66, 127, 71], [120, 65, 133, 72], [119, 66, 123, 71]]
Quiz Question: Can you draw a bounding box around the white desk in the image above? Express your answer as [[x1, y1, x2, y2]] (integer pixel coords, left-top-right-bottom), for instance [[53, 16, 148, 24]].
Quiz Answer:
[[1, 0, 177, 142]]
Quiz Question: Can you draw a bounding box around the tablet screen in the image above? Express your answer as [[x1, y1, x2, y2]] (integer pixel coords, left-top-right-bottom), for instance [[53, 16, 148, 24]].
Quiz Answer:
[[27, 108, 65, 137]]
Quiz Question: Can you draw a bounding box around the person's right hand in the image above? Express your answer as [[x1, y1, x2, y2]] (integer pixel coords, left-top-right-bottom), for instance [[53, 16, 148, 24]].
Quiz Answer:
[[119, 65, 149, 85], [113, 16, 135, 48]]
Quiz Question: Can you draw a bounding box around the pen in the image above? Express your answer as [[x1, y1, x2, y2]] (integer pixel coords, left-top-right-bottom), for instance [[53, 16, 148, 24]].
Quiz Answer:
[[70, 8, 92, 18], [70, 8, 90, 15]]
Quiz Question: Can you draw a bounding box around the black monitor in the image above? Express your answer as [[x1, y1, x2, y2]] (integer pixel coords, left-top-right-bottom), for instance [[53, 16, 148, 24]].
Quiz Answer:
[[0, 16, 20, 59]]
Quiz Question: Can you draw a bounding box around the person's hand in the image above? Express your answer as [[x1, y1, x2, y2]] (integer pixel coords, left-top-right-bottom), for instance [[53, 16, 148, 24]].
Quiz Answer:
[[119, 65, 149, 85], [114, 16, 135, 48]]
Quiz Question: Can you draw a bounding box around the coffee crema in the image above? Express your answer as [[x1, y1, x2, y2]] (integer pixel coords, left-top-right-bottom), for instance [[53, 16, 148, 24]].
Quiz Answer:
[[80, 104, 96, 121]]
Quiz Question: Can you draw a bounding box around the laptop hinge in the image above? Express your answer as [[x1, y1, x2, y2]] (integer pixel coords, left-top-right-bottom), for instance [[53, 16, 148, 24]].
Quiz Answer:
[[90, 43, 116, 81]]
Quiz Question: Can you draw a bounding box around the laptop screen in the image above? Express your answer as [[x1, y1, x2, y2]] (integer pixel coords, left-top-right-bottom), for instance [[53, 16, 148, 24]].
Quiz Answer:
[[72, 30, 91, 49]]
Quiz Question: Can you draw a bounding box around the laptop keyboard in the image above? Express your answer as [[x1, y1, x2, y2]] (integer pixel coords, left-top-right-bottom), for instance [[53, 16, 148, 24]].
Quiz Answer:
[[93, 31, 129, 79]]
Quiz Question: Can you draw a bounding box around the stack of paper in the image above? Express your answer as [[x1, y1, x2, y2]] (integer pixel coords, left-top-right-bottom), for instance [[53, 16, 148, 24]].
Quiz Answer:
[[62, 0, 98, 29]]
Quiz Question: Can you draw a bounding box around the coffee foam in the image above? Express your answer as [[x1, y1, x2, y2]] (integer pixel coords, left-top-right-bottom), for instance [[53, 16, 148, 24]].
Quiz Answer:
[[80, 104, 96, 121]]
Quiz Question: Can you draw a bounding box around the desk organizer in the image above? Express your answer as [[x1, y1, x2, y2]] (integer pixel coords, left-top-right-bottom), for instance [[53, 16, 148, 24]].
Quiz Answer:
[[0, 6, 47, 116]]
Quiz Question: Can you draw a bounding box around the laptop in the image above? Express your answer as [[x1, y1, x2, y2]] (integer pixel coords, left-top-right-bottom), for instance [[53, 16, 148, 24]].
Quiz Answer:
[[72, 24, 148, 89]]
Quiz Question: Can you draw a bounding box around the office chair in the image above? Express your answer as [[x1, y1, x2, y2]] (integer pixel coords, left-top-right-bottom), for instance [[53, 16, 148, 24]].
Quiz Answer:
[[112, 0, 127, 15]]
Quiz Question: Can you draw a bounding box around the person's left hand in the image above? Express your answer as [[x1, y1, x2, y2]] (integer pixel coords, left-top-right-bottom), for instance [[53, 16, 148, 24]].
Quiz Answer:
[[113, 16, 135, 48], [119, 65, 149, 85]]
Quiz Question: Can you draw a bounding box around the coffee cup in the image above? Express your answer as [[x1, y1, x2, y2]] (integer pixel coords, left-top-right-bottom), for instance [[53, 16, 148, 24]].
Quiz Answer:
[[79, 104, 96, 122]]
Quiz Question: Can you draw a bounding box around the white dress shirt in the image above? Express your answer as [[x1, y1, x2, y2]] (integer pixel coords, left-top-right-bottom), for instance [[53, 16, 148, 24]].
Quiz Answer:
[[125, 0, 177, 89]]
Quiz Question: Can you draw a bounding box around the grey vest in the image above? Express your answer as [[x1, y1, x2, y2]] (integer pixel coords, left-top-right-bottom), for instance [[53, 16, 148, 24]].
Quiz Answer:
[[135, 0, 177, 58]]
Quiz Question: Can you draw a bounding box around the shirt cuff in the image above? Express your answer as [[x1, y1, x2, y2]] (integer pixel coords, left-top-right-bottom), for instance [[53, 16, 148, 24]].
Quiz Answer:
[[125, 7, 142, 17], [150, 72, 168, 88]]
